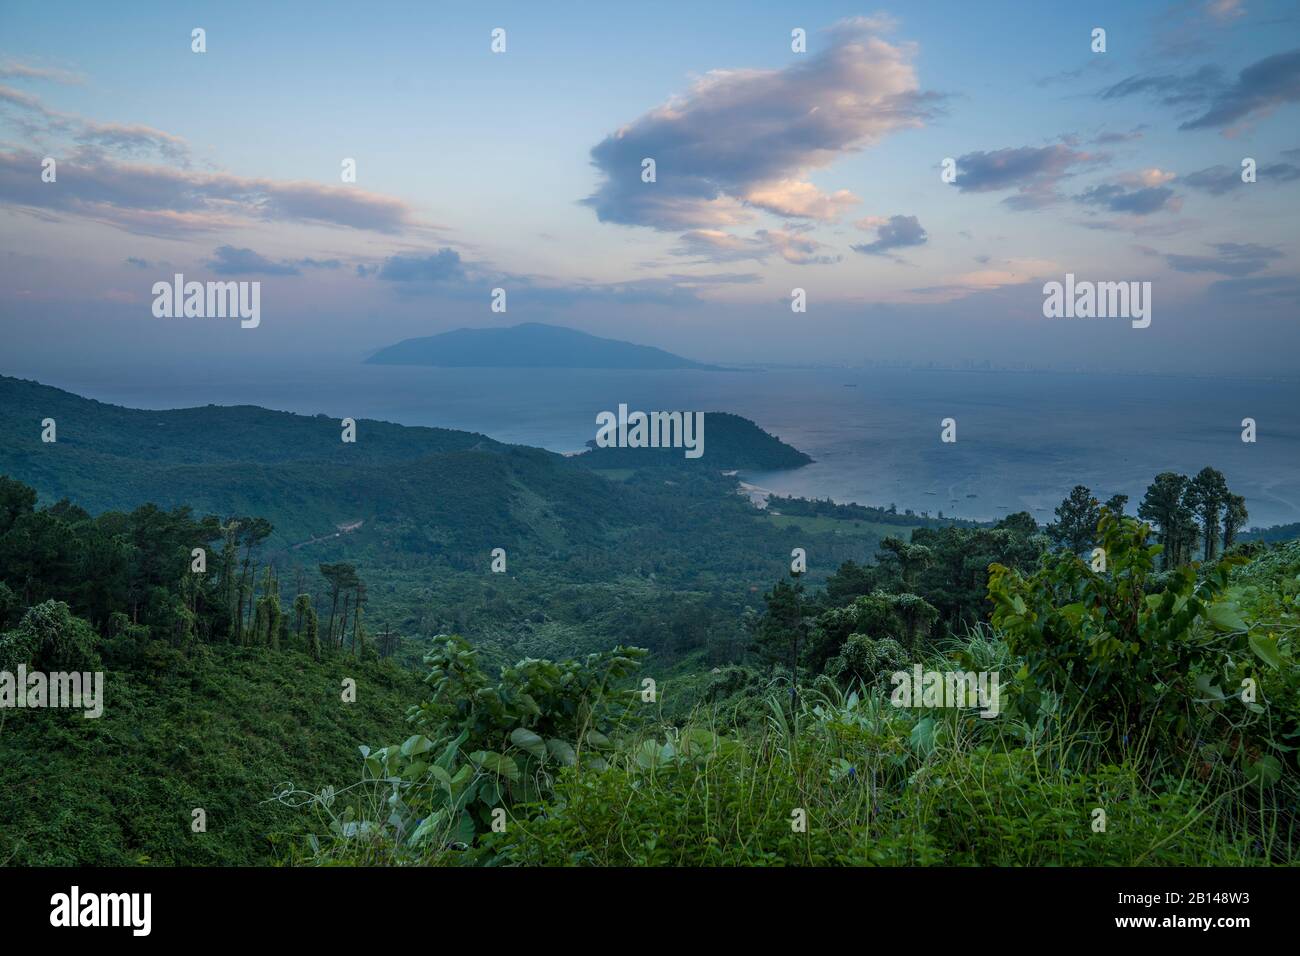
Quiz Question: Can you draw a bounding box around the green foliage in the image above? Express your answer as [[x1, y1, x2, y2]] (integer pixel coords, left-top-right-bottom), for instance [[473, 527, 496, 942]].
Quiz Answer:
[[293, 636, 647, 863], [0, 600, 100, 672], [0, 646, 421, 865], [990, 511, 1298, 790], [1047, 484, 1101, 555], [482, 680, 1267, 866], [824, 633, 908, 688]]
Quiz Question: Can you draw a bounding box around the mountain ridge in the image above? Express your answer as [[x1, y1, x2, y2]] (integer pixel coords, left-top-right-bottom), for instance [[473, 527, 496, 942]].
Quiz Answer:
[[364, 322, 723, 369]]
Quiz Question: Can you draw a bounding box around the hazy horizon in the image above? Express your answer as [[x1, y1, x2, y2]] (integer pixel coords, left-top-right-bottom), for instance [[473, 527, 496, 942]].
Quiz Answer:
[[2, 1, 1299, 376]]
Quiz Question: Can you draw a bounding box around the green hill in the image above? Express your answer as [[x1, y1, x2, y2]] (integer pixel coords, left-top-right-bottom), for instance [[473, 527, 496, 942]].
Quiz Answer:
[[575, 411, 812, 471], [0, 375, 880, 672]]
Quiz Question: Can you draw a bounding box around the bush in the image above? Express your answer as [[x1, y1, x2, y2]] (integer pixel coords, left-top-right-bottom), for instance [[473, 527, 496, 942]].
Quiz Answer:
[[0, 600, 100, 672]]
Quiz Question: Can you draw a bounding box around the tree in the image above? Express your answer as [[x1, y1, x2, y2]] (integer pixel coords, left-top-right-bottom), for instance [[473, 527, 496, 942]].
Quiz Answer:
[[1047, 485, 1099, 555], [0, 600, 100, 672], [0, 476, 38, 534], [1222, 493, 1249, 551], [253, 564, 283, 647], [878, 537, 933, 590], [1185, 467, 1229, 561], [377, 621, 399, 660], [318, 562, 358, 650], [823, 558, 885, 605], [231, 516, 273, 644], [905, 526, 1037, 629], [303, 603, 321, 661], [351, 581, 368, 655], [218, 520, 241, 642], [1138, 472, 1193, 568], [753, 577, 806, 674], [996, 512, 1039, 536], [1104, 493, 1128, 517], [292, 593, 312, 648], [809, 590, 939, 672]]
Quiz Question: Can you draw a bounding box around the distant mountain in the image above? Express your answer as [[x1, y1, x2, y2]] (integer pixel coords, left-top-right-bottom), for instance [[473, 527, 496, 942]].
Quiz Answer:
[[365, 323, 721, 369]]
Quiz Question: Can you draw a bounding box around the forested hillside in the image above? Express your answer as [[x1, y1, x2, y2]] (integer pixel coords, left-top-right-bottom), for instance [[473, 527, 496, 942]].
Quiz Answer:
[[0, 377, 892, 670], [1, 380, 1295, 867]]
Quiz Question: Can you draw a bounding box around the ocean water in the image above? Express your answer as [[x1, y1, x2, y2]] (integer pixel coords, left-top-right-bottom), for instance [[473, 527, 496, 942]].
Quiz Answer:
[[22, 363, 1300, 528]]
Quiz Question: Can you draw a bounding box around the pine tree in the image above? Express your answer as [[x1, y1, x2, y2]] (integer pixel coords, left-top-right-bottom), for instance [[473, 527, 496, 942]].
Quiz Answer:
[[1222, 493, 1249, 551], [1047, 485, 1100, 555], [1185, 467, 1229, 561], [1139, 473, 1193, 568]]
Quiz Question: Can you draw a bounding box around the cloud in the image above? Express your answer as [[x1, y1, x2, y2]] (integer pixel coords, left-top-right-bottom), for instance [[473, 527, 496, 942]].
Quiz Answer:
[[1207, 274, 1300, 303], [124, 256, 150, 269], [0, 60, 84, 85], [1166, 241, 1284, 275], [1091, 126, 1147, 144], [952, 145, 1103, 209], [906, 258, 1057, 302], [756, 228, 840, 265], [0, 84, 189, 163], [1181, 48, 1300, 130], [76, 121, 190, 164], [1182, 160, 1300, 194], [742, 179, 860, 220], [517, 273, 762, 306], [672, 227, 838, 265], [672, 229, 764, 262], [366, 245, 761, 306], [1121, 168, 1177, 187], [202, 246, 342, 276], [0, 147, 416, 236], [851, 214, 928, 256], [1207, 0, 1247, 22], [206, 246, 301, 276], [1100, 64, 1224, 106], [1100, 51, 1300, 132], [0, 82, 51, 115], [1181, 164, 1241, 194], [1075, 183, 1180, 215], [375, 248, 465, 282], [582, 18, 938, 230]]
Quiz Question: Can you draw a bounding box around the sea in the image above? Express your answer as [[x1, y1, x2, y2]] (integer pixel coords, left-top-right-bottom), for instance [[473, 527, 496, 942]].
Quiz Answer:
[[18, 363, 1300, 529]]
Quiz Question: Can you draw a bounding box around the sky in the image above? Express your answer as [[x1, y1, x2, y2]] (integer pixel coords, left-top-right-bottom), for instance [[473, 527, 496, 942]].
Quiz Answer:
[[1, 0, 1298, 376]]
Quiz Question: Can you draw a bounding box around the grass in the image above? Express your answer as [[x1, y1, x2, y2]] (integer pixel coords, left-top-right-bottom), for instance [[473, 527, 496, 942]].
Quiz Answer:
[[300, 629, 1290, 867]]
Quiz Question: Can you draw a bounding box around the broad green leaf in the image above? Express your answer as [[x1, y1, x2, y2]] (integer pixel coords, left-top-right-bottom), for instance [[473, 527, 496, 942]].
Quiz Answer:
[[429, 764, 453, 798], [1246, 755, 1282, 787], [509, 727, 547, 759], [400, 734, 435, 757], [546, 738, 577, 766], [1206, 602, 1248, 633], [453, 810, 476, 846], [1248, 631, 1284, 670], [470, 750, 519, 781]]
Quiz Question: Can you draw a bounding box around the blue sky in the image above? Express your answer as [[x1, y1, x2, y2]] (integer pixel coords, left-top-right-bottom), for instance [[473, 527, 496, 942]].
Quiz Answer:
[[1, 0, 1298, 374]]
